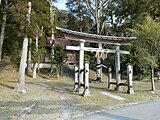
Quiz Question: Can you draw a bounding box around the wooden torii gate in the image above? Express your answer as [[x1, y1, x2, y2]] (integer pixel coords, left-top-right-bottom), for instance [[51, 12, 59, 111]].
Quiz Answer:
[[56, 27, 136, 91]]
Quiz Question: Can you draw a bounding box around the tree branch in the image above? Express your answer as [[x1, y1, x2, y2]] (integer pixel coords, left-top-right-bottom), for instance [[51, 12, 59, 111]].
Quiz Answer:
[[86, 0, 96, 19], [102, 0, 112, 8], [89, 0, 95, 6]]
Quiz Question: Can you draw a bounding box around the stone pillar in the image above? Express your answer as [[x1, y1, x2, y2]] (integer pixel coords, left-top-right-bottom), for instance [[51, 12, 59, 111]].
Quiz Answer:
[[83, 61, 90, 96], [108, 66, 112, 89], [127, 64, 134, 94], [74, 66, 79, 91], [115, 44, 121, 91], [78, 40, 85, 93]]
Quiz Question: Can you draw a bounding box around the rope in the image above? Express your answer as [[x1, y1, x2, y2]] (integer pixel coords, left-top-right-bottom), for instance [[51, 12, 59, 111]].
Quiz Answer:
[[95, 48, 100, 59], [100, 49, 104, 60], [95, 48, 108, 60]]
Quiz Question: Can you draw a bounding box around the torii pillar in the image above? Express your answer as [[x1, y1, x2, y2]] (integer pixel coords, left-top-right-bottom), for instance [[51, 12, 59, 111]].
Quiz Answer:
[[115, 44, 121, 91], [97, 43, 102, 82]]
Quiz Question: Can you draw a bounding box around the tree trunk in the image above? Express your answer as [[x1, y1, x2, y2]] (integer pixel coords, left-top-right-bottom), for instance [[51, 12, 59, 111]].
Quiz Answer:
[[36, 35, 38, 52], [26, 2, 32, 74], [0, 13, 7, 62], [151, 67, 156, 91], [96, 0, 102, 82], [96, 0, 100, 35], [32, 35, 39, 78], [26, 38, 32, 74], [18, 37, 28, 93], [32, 62, 38, 78]]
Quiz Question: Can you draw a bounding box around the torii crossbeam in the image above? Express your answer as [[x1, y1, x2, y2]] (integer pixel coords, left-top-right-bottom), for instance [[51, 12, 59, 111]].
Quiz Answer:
[[66, 46, 129, 54], [56, 27, 136, 91]]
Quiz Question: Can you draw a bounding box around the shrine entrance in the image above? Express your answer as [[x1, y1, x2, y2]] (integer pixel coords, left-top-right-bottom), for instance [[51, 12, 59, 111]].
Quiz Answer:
[[56, 27, 136, 95]]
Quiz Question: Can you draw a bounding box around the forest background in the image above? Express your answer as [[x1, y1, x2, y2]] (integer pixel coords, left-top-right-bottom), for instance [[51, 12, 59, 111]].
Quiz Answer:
[[0, 0, 160, 79]]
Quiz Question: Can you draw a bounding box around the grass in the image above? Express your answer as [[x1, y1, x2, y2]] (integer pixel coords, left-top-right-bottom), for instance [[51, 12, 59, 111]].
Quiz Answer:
[[1, 63, 160, 119]]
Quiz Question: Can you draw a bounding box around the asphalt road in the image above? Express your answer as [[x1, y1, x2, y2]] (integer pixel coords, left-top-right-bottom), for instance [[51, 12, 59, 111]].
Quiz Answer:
[[74, 100, 160, 120]]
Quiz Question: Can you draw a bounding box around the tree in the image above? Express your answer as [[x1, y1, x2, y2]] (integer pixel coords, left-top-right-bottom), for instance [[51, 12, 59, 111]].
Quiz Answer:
[[66, 0, 91, 32], [7, 0, 52, 92], [0, 0, 11, 61], [131, 16, 160, 91], [66, 0, 113, 81], [104, 0, 158, 36], [17, 1, 31, 93]]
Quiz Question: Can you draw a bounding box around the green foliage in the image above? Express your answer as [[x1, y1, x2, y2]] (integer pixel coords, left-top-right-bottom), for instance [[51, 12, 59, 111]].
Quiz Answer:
[[31, 37, 46, 63], [66, 0, 93, 32], [58, 10, 69, 29], [84, 51, 96, 68], [51, 45, 67, 65], [66, 13, 79, 31], [9, 0, 50, 38], [102, 0, 158, 36], [2, 0, 55, 63], [130, 16, 160, 73]]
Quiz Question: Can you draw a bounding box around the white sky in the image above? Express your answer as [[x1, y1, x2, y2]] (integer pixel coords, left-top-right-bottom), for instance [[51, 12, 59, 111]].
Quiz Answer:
[[54, 0, 67, 10]]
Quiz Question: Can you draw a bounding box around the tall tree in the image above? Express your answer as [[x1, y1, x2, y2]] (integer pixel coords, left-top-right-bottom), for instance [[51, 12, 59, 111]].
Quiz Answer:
[[131, 16, 160, 91], [66, 0, 93, 32], [17, 1, 31, 93], [104, 0, 158, 36], [8, 0, 52, 92], [0, 0, 10, 61], [66, 0, 113, 81]]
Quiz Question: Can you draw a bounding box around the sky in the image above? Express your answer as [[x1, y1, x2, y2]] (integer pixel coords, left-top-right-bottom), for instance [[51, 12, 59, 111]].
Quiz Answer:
[[54, 0, 67, 10]]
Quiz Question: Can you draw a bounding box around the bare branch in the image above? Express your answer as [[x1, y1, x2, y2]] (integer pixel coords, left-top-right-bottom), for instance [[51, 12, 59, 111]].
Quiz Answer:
[[89, 0, 95, 6], [86, 0, 96, 19], [102, 0, 113, 8]]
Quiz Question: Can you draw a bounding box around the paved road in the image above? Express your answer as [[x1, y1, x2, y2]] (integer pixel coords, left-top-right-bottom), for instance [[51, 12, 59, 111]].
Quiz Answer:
[[75, 101, 160, 120]]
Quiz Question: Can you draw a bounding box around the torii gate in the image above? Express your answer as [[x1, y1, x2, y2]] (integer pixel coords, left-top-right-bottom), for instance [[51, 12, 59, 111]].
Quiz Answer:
[[56, 27, 136, 91]]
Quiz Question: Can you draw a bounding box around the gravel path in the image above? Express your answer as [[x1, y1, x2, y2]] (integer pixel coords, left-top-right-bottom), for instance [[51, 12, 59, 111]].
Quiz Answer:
[[9, 81, 85, 120]]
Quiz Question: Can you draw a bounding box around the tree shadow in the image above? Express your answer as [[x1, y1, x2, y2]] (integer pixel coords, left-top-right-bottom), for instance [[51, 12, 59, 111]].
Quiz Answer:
[[25, 80, 75, 95], [0, 98, 104, 120], [0, 82, 15, 89], [0, 99, 76, 119], [90, 86, 128, 94], [62, 65, 75, 79], [0, 61, 18, 73]]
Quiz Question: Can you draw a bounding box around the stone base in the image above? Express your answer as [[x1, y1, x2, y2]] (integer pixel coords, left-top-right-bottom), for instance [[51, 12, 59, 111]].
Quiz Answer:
[[83, 89, 90, 97], [15, 84, 27, 94], [77, 87, 84, 94], [115, 87, 123, 91], [73, 84, 79, 91], [17, 88, 27, 94], [108, 84, 112, 89], [127, 88, 135, 94]]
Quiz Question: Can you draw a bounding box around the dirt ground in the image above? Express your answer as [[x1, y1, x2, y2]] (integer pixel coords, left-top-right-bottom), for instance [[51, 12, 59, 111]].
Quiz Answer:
[[0, 76, 93, 120], [1, 63, 160, 120]]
